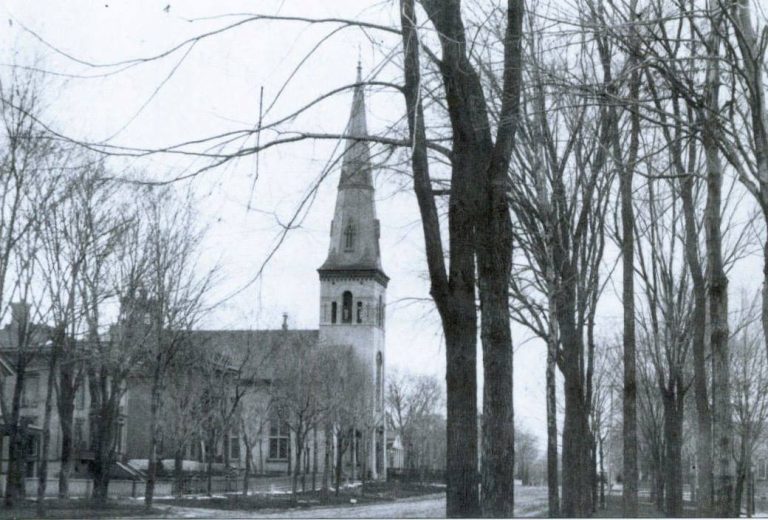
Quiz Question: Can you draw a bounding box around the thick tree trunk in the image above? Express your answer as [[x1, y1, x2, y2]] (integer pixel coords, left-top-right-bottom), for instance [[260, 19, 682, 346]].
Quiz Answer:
[[618, 33, 640, 516], [662, 388, 684, 517], [56, 360, 77, 499], [704, 107, 733, 519], [399, 2, 481, 516]]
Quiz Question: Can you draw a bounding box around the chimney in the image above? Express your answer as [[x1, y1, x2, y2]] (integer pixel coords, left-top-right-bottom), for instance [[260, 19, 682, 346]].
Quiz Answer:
[[282, 313, 288, 331], [10, 302, 30, 328]]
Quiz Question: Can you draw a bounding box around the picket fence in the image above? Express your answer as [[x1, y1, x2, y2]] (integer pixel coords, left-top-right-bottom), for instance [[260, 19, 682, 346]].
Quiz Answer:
[[21, 474, 310, 499]]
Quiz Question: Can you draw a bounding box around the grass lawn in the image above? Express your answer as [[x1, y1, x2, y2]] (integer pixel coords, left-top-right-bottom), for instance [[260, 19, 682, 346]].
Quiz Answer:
[[594, 493, 699, 518], [0, 499, 163, 519], [156, 481, 445, 512]]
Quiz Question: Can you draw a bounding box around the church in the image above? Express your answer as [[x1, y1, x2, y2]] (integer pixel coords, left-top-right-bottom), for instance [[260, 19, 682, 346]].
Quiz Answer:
[[0, 64, 389, 488]]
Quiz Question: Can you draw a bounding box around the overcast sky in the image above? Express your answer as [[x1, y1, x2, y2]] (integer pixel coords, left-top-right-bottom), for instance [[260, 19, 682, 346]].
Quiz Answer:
[[1, 0, 764, 448]]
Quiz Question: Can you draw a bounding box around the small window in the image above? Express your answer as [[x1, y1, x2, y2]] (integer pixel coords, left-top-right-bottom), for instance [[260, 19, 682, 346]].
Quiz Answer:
[[357, 301, 363, 324], [22, 374, 39, 407], [342, 291, 353, 323], [331, 302, 337, 324], [344, 223, 356, 251]]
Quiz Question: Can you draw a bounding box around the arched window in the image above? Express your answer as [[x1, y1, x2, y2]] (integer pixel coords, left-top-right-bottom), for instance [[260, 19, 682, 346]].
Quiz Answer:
[[357, 301, 363, 323], [331, 302, 337, 324], [342, 291, 353, 323], [344, 222, 356, 251], [375, 352, 383, 411], [377, 295, 383, 327]]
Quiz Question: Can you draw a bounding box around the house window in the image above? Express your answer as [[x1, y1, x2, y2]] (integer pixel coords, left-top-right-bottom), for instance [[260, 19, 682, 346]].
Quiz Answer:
[[342, 291, 353, 323], [344, 223, 356, 251], [761, 459, 768, 480], [231, 435, 241, 460], [269, 414, 289, 460], [115, 420, 125, 454], [331, 302, 337, 324], [76, 385, 86, 410], [22, 374, 39, 407], [74, 418, 86, 451], [357, 301, 363, 324]]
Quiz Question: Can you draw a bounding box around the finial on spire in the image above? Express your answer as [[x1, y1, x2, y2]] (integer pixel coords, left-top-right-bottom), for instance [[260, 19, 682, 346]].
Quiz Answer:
[[356, 48, 362, 82]]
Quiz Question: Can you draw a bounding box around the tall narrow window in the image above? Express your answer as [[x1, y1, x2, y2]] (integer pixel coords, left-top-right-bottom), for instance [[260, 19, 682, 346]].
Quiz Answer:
[[357, 301, 363, 323], [377, 296, 383, 327], [376, 352, 383, 411], [269, 411, 289, 460], [331, 302, 337, 324], [342, 291, 353, 323], [344, 222, 356, 251]]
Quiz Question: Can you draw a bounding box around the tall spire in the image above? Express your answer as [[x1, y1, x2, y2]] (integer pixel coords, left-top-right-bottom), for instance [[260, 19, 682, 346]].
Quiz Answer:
[[339, 61, 372, 189], [319, 63, 387, 282]]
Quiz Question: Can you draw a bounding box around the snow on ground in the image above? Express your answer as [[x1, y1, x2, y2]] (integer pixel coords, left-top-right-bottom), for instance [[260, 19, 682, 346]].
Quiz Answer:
[[121, 486, 550, 519]]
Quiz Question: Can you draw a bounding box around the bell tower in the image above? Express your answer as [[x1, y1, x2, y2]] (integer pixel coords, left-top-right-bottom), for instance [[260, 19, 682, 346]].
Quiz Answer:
[[318, 63, 388, 479]]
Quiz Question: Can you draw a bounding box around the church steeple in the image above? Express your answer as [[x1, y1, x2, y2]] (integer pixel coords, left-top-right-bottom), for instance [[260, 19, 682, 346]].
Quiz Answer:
[[339, 61, 372, 190], [318, 64, 387, 284]]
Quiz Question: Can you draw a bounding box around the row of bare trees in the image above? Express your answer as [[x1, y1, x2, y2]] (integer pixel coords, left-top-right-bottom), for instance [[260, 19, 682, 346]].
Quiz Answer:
[[0, 69, 215, 512]]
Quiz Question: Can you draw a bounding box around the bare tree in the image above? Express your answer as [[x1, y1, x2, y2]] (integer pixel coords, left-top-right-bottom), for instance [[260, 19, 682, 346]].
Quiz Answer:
[[140, 187, 215, 508]]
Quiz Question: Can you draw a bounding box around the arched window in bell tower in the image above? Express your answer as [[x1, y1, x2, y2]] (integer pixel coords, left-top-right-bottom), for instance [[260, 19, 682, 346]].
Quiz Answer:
[[342, 291, 353, 323], [343, 222, 356, 251], [357, 301, 363, 323], [331, 302, 337, 324]]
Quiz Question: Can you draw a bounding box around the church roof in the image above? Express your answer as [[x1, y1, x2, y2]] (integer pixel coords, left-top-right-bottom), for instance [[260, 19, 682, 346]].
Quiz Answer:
[[186, 329, 318, 380]]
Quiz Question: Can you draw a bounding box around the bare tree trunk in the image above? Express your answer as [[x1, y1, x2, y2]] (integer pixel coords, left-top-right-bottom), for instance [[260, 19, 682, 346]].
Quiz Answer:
[[5, 367, 26, 507], [56, 360, 77, 499], [292, 431, 304, 504], [312, 428, 318, 492], [546, 300, 560, 516], [37, 352, 57, 515], [322, 423, 331, 497], [679, 133, 713, 516], [662, 388, 684, 517], [617, 15, 640, 513], [335, 435, 343, 496], [175, 447, 184, 496], [703, 53, 733, 515], [144, 370, 162, 509], [242, 435, 251, 496]]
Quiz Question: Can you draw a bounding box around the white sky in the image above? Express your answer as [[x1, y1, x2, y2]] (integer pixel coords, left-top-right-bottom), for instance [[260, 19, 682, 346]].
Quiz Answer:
[[0, 0, 764, 450]]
